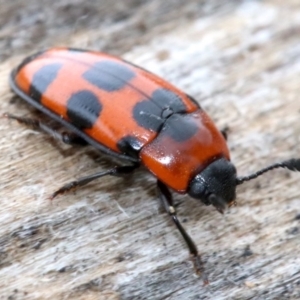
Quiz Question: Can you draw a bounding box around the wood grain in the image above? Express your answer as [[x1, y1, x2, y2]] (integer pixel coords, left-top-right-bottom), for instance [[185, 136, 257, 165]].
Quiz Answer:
[[1, 1, 300, 299]]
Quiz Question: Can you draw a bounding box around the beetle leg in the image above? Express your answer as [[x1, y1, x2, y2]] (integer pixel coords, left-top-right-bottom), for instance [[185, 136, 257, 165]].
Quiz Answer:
[[157, 180, 208, 284], [220, 126, 229, 140], [51, 164, 139, 199], [4, 113, 87, 145]]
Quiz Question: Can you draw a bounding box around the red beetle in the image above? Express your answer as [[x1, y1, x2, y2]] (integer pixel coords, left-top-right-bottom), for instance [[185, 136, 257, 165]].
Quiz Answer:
[[6, 48, 300, 283]]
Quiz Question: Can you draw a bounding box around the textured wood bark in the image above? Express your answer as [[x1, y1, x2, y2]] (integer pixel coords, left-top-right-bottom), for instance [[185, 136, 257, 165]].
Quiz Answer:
[[1, 0, 300, 299]]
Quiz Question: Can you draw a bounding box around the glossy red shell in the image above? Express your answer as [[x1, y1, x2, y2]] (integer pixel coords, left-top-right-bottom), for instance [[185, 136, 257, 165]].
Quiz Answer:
[[11, 47, 230, 192]]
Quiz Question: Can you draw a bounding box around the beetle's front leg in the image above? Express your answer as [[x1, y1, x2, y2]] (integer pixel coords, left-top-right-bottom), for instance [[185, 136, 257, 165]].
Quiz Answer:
[[157, 180, 208, 284]]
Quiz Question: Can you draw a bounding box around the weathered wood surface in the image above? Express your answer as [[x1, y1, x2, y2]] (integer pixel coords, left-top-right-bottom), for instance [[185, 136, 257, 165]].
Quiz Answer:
[[1, 0, 300, 299]]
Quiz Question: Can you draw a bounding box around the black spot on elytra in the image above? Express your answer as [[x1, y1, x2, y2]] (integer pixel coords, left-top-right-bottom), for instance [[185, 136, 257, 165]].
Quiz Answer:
[[83, 60, 135, 91], [133, 88, 187, 132], [133, 101, 163, 132], [29, 63, 62, 102], [67, 90, 102, 129], [117, 136, 143, 158], [161, 114, 198, 142]]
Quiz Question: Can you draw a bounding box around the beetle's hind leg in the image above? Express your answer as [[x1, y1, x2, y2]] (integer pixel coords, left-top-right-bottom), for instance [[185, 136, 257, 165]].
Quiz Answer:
[[51, 164, 139, 199], [3, 113, 87, 145], [157, 180, 208, 284]]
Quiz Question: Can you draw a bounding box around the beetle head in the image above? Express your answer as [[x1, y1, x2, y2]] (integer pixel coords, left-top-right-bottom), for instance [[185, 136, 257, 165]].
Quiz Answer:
[[188, 156, 300, 213], [188, 158, 237, 213]]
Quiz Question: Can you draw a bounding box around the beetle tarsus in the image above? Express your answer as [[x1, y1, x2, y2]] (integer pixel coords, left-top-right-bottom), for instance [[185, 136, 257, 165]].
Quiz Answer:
[[191, 254, 209, 285], [50, 181, 78, 200]]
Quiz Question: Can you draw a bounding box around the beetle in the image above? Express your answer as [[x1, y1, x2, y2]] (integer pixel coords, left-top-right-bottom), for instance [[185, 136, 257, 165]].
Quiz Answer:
[[6, 47, 300, 283]]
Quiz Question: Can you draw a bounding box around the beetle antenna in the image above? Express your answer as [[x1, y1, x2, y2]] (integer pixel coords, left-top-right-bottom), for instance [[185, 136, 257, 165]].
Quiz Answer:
[[236, 158, 300, 185]]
